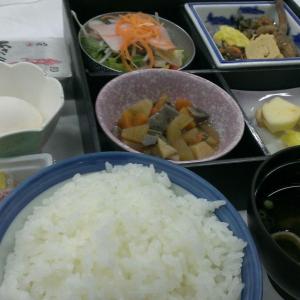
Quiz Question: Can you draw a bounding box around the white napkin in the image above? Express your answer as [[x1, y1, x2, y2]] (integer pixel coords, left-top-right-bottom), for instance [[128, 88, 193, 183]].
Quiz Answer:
[[0, 0, 299, 40], [0, 0, 63, 40]]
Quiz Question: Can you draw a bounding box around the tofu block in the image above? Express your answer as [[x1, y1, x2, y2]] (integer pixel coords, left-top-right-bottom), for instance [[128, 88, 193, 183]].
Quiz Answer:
[[261, 97, 300, 133]]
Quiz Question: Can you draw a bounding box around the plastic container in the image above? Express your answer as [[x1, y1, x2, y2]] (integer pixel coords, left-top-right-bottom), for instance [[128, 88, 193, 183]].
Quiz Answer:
[[0, 153, 53, 201]]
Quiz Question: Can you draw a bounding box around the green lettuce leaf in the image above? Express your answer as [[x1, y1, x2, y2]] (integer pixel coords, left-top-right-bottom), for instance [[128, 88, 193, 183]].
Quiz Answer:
[[103, 57, 127, 72], [80, 36, 106, 61]]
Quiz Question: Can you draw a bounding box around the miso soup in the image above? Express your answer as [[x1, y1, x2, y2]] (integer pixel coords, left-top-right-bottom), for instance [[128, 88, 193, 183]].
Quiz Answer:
[[259, 185, 300, 263]]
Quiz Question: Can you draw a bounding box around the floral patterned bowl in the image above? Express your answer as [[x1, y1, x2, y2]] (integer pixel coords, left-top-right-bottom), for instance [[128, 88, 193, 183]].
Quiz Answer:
[[95, 69, 244, 164]]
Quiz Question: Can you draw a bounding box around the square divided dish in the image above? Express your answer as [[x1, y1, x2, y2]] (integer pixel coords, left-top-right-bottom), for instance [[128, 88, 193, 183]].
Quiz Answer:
[[184, 1, 300, 68]]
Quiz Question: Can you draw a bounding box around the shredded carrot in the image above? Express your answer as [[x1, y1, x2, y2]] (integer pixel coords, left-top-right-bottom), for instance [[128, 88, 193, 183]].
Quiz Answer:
[[115, 12, 164, 71]]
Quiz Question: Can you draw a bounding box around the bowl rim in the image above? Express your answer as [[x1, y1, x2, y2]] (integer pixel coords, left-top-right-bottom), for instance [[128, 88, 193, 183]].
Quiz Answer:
[[0, 62, 64, 138], [0, 151, 263, 299], [250, 145, 300, 266], [184, 1, 300, 69], [77, 11, 196, 72], [95, 68, 245, 164]]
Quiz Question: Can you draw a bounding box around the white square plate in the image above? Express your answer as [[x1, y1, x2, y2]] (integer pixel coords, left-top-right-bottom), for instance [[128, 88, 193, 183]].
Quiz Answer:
[[232, 87, 300, 154], [184, 1, 300, 68]]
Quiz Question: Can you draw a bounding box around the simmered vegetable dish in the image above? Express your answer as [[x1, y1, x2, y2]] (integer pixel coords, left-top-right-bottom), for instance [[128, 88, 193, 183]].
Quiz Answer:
[[116, 95, 220, 161], [213, 0, 299, 60]]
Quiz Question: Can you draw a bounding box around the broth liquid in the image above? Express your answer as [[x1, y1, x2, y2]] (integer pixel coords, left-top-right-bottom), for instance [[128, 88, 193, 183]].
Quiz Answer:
[[259, 186, 300, 263]]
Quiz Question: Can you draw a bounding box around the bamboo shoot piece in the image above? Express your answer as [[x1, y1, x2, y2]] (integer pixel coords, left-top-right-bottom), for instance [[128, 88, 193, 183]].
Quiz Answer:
[[206, 136, 219, 147], [175, 112, 194, 129], [183, 128, 206, 145], [200, 123, 220, 142], [172, 138, 194, 160], [166, 120, 181, 145], [190, 141, 215, 159], [166, 113, 195, 160], [121, 139, 145, 152], [179, 107, 190, 115], [128, 99, 153, 117], [156, 138, 178, 158], [121, 124, 149, 143], [169, 154, 180, 161]]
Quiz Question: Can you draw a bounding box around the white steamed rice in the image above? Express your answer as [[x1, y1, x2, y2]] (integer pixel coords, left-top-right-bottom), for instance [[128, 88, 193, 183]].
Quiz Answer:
[[0, 163, 246, 300]]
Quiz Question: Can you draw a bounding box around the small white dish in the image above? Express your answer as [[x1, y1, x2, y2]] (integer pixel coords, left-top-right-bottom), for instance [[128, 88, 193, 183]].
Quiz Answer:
[[184, 1, 300, 69], [232, 87, 300, 154], [0, 62, 64, 157]]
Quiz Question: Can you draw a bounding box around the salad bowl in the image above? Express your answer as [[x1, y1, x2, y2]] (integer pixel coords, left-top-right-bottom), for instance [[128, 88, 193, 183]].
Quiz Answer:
[[78, 11, 195, 72]]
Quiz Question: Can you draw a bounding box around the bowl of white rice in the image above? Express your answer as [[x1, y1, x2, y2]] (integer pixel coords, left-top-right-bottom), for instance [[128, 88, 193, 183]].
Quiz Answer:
[[0, 152, 262, 300]]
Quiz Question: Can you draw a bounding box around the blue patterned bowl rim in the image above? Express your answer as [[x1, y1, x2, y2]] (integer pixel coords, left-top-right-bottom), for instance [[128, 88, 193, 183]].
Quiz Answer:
[[0, 152, 262, 299]]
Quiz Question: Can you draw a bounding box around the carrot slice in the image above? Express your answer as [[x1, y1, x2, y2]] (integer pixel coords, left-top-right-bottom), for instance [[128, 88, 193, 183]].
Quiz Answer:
[[118, 110, 133, 129], [132, 112, 148, 126], [175, 98, 192, 111]]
